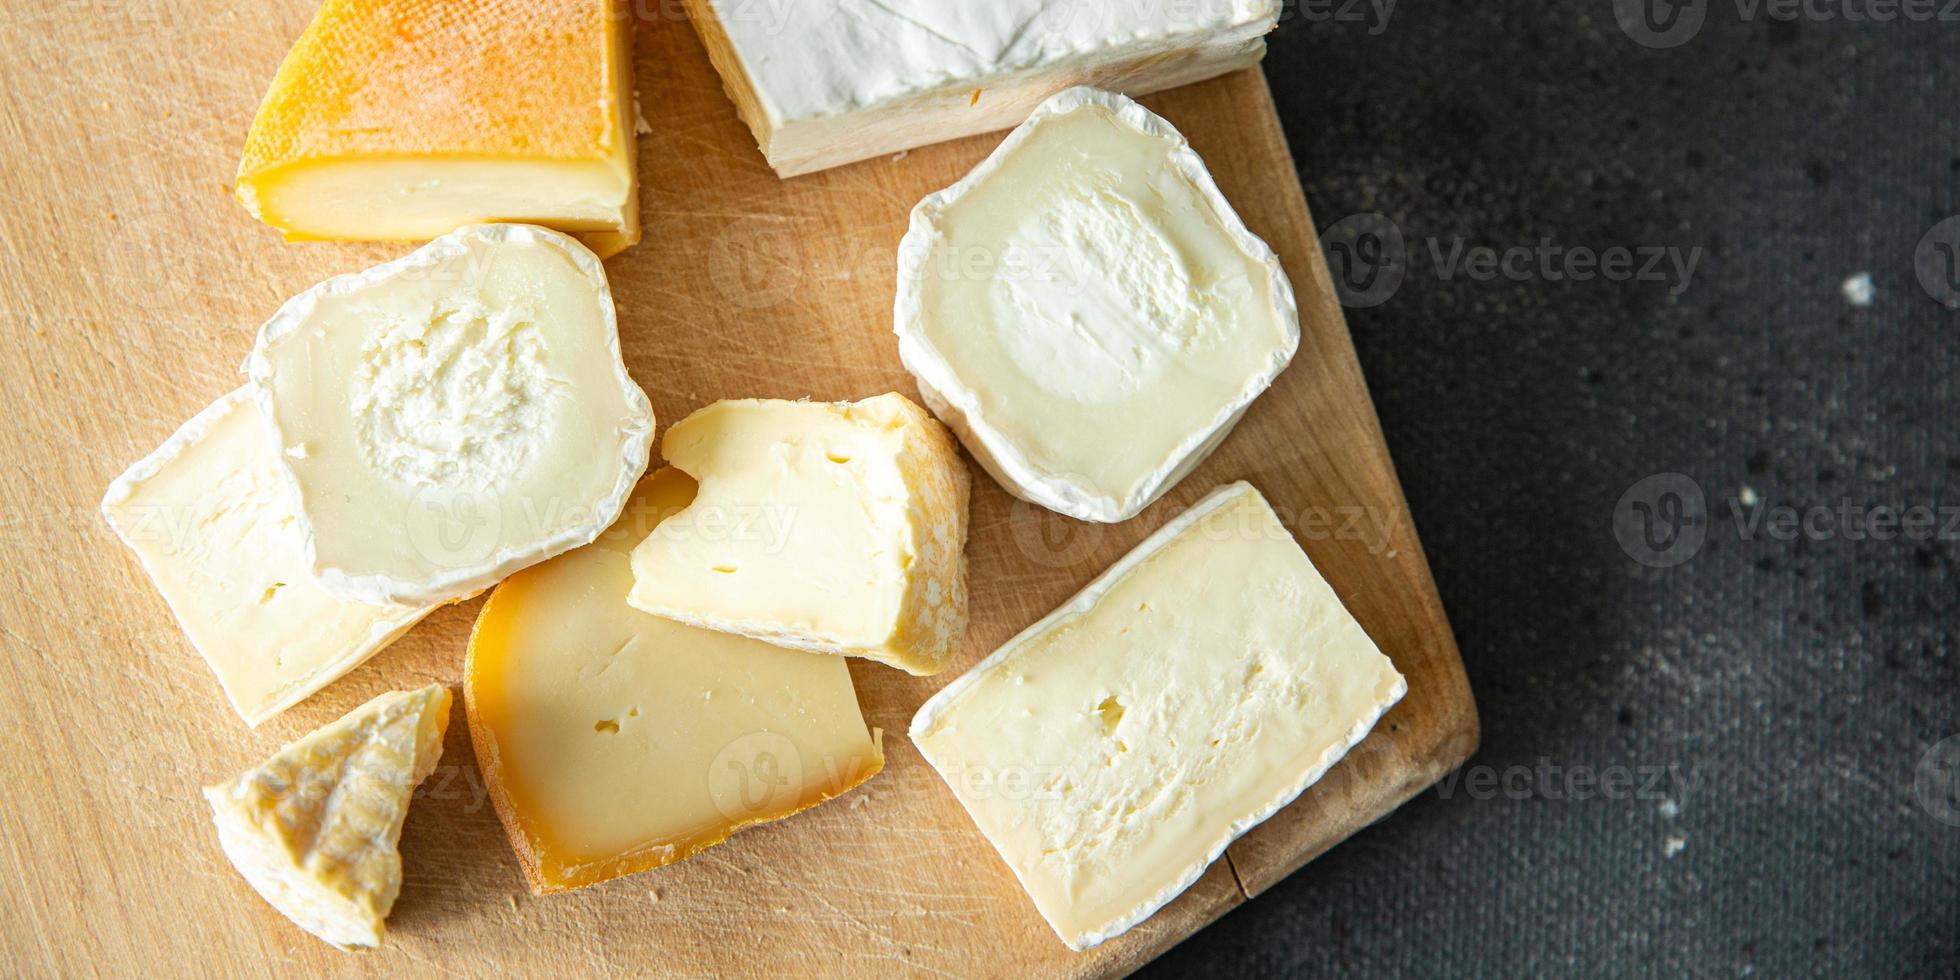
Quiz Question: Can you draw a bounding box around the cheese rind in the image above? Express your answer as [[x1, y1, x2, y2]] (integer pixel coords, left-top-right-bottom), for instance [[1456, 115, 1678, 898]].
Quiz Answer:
[[100, 388, 438, 726], [204, 684, 451, 949], [236, 0, 639, 256], [909, 483, 1406, 950], [466, 468, 883, 893], [627, 394, 969, 676], [683, 0, 1279, 176], [895, 88, 1299, 523], [246, 224, 654, 606]]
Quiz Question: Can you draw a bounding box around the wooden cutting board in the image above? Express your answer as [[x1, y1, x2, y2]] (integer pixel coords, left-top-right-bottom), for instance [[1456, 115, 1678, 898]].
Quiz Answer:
[[0, 4, 1478, 977]]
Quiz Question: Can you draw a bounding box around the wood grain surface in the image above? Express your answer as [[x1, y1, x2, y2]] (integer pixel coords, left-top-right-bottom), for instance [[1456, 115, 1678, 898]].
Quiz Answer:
[[0, 3, 1478, 976]]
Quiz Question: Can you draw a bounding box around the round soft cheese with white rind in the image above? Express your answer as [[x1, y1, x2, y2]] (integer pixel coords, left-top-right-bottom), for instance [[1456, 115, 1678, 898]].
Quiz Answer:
[[247, 223, 654, 605], [894, 87, 1300, 523]]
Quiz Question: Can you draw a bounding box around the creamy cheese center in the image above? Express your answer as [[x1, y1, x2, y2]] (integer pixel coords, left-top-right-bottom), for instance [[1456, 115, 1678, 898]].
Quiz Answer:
[[350, 303, 558, 490], [992, 169, 1202, 402]]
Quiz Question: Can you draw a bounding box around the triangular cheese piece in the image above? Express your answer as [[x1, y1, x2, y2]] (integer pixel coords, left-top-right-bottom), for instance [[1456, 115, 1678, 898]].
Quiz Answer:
[[203, 685, 451, 949]]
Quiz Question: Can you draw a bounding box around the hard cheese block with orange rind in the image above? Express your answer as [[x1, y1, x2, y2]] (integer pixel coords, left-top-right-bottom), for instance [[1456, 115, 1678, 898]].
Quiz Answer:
[[203, 684, 452, 949], [910, 482, 1407, 950], [236, 0, 639, 257], [466, 468, 884, 894], [627, 394, 970, 676]]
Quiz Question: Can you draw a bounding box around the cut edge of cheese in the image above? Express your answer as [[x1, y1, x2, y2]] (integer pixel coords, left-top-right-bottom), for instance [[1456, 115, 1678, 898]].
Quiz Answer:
[[909, 482, 1406, 950], [235, 0, 640, 257], [100, 387, 439, 727], [681, 0, 1277, 177], [466, 471, 885, 893], [894, 88, 1300, 523], [627, 395, 970, 676], [245, 223, 655, 607], [203, 684, 452, 949]]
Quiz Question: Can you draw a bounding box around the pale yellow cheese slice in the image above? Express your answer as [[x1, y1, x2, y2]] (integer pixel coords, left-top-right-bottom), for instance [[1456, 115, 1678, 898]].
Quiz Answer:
[[910, 482, 1407, 950], [466, 468, 883, 893], [235, 0, 639, 257], [627, 394, 970, 676], [100, 388, 438, 727], [204, 684, 451, 949]]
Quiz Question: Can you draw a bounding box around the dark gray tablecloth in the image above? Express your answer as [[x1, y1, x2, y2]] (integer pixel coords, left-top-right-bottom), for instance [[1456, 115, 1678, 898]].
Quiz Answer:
[[1146, 4, 1959, 976]]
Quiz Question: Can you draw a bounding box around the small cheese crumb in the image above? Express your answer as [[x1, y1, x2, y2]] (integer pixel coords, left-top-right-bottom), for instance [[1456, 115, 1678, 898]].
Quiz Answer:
[[969, 88, 983, 107], [1659, 798, 1680, 818], [1840, 272, 1874, 307], [1738, 486, 1759, 507], [647, 889, 660, 904], [1663, 835, 1687, 858]]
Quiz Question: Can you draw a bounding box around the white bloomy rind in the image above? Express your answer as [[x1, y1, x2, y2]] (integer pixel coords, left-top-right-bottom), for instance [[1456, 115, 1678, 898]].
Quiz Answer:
[[910, 482, 1406, 951], [246, 223, 654, 605], [894, 88, 1300, 523]]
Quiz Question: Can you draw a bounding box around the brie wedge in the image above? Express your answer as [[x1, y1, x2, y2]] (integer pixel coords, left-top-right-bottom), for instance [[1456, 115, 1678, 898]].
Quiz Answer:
[[246, 224, 654, 606], [101, 388, 439, 726], [683, 0, 1280, 176], [204, 684, 451, 949], [236, 0, 640, 257], [627, 394, 969, 676], [910, 483, 1406, 950], [895, 88, 1299, 523], [467, 468, 883, 893]]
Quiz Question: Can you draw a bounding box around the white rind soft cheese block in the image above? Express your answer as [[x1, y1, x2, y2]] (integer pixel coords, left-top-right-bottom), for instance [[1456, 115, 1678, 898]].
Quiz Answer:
[[246, 224, 655, 606], [204, 684, 451, 949], [627, 394, 969, 676], [683, 0, 1279, 176], [895, 88, 1300, 523], [909, 482, 1406, 950], [101, 388, 439, 727]]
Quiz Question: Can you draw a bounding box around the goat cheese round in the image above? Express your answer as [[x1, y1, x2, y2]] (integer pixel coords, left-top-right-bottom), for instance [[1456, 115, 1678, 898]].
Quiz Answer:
[[247, 224, 654, 605], [895, 87, 1299, 523]]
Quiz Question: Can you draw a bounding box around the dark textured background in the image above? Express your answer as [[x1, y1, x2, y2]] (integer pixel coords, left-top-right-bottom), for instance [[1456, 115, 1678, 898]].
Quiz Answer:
[[1146, 2, 1959, 977]]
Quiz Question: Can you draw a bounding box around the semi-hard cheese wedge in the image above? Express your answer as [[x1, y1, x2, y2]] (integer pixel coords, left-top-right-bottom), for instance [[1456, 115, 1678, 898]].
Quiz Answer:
[[895, 88, 1300, 523], [246, 224, 654, 606], [467, 468, 883, 893], [204, 684, 451, 949], [101, 388, 439, 727], [683, 0, 1280, 176], [236, 0, 639, 257], [909, 482, 1406, 950], [627, 394, 969, 676]]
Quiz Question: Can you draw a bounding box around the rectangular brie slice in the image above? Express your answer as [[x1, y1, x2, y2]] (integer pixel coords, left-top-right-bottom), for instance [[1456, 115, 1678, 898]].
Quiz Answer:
[[682, 0, 1280, 176], [909, 482, 1407, 950], [101, 389, 439, 726], [236, 0, 640, 257]]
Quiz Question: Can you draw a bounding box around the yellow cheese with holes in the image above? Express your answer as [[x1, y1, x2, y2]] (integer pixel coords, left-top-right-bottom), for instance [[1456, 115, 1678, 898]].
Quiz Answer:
[[100, 388, 440, 727], [627, 394, 970, 676], [235, 0, 639, 257], [466, 469, 883, 893], [203, 685, 451, 949], [910, 483, 1407, 950]]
